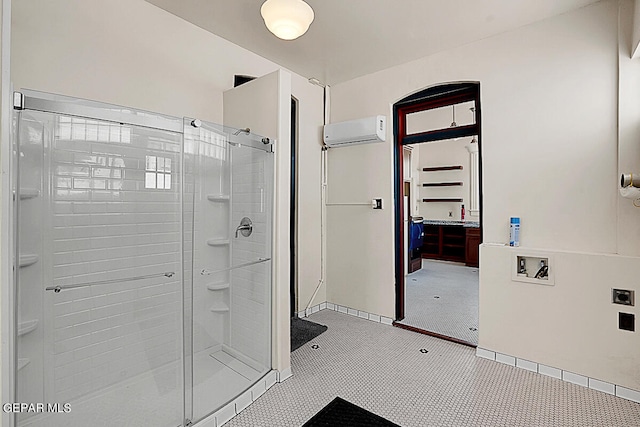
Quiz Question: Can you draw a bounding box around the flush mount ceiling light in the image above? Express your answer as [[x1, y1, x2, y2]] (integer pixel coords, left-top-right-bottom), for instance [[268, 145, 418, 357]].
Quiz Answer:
[[260, 0, 315, 41]]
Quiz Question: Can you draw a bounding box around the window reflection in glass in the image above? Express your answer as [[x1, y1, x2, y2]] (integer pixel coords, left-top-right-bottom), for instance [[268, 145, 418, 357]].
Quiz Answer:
[[145, 155, 171, 190]]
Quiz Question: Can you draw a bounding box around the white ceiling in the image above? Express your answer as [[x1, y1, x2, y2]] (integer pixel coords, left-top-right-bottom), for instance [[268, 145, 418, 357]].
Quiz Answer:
[[145, 0, 600, 86]]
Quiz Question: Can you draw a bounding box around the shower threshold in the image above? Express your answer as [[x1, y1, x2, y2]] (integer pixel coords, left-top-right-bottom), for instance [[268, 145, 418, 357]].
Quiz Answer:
[[18, 348, 261, 427]]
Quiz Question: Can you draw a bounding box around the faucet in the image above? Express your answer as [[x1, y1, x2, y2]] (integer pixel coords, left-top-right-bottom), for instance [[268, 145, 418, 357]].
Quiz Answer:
[[235, 224, 252, 238], [235, 217, 253, 238]]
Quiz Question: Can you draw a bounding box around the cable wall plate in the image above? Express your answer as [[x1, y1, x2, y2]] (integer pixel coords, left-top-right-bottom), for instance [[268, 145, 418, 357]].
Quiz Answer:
[[511, 250, 555, 286]]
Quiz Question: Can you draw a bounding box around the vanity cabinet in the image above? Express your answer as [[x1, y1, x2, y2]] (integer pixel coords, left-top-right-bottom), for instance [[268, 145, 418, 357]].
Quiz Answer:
[[465, 227, 480, 267], [422, 224, 480, 266]]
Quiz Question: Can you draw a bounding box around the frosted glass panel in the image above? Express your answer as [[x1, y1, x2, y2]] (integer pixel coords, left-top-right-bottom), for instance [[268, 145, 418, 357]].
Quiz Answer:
[[15, 110, 183, 427], [183, 119, 273, 425]]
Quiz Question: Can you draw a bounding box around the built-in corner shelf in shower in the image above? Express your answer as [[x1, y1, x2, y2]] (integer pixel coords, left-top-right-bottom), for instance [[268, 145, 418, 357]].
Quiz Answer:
[[18, 319, 38, 337], [210, 302, 230, 313], [15, 188, 40, 200], [207, 194, 230, 202], [207, 239, 230, 247], [19, 254, 39, 268], [207, 283, 230, 291], [17, 358, 30, 371]]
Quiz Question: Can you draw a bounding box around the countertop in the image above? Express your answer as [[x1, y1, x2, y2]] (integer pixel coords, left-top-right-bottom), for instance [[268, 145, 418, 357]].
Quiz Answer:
[[421, 219, 480, 228]]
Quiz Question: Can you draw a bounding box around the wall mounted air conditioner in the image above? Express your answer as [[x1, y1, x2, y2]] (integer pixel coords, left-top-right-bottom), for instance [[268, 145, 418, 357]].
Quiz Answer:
[[323, 115, 386, 147]]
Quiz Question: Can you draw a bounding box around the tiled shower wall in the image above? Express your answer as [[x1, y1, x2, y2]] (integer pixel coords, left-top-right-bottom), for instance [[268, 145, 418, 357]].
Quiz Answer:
[[230, 146, 271, 369], [44, 114, 183, 403], [187, 126, 229, 354]]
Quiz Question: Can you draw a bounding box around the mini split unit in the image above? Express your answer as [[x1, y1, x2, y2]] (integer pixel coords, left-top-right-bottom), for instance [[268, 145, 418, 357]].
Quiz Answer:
[[323, 115, 386, 147]]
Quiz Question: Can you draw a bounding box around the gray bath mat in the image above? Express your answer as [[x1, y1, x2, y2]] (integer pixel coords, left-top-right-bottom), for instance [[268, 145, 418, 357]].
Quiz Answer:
[[302, 397, 401, 426], [291, 317, 327, 352]]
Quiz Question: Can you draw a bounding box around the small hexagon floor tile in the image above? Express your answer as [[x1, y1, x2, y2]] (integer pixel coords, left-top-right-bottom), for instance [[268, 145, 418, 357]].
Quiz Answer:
[[398, 259, 478, 345], [226, 309, 640, 427]]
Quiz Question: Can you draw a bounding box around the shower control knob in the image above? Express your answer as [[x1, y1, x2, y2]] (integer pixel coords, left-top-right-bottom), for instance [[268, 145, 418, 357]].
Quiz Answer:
[[191, 119, 201, 128]]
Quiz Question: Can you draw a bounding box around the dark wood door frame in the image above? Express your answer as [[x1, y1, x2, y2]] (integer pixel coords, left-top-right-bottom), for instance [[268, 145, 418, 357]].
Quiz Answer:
[[290, 97, 298, 317], [393, 82, 483, 321]]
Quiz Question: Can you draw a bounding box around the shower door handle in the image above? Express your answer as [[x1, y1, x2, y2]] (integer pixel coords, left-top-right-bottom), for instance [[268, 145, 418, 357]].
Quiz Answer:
[[235, 217, 253, 238]]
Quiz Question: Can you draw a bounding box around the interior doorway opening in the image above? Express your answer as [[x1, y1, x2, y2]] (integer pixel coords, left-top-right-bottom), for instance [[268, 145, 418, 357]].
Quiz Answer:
[[393, 83, 483, 347]]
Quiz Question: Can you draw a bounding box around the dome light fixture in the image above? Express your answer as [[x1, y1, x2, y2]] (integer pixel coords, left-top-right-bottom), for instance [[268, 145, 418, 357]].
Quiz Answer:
[[260, 0, 315, 41]]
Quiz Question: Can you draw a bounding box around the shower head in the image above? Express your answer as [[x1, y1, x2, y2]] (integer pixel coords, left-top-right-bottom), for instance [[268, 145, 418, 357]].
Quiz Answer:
[[232, 127, 251, 136]]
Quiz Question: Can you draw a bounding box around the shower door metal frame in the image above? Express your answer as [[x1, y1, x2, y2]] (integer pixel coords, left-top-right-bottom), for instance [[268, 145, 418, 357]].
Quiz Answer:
[[183, 116, 275, 426], [1, 3, 15, 427], [10, 90, 189, 427]]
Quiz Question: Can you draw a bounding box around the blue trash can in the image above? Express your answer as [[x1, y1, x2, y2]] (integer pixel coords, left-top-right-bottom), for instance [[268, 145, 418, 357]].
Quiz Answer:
[[409, 217, 424, 252]]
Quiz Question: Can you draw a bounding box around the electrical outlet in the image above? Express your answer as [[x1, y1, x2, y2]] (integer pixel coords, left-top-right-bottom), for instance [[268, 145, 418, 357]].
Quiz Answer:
[[613, 289, 634, 306]]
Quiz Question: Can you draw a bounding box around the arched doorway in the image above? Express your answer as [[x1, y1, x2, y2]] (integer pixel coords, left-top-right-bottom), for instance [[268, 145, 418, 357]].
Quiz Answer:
[[393, 82, 483, 346]]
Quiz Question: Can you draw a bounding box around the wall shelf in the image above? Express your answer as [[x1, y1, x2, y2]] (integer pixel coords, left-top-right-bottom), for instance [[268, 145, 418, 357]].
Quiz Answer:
[[210, 302, 230, 313], [207, 282, 230, 291], [422, 182, 463, 187], [18, 319, 38, 337], [207, 194, 230, 202], [19, 254, 39, 268], [206, 239, 230, 247], [422, 198, 463, 203], [16, 188, 40, 200], [422, 166, 463, 172]]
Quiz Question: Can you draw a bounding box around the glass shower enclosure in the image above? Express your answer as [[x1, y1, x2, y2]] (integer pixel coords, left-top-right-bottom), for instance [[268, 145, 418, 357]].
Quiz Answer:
[[11, 90, 274, 427]]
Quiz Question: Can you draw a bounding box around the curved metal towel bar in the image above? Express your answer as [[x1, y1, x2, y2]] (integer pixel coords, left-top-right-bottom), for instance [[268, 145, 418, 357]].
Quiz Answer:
[[200, 258, 271, 276], [46, 271, 175, 293]]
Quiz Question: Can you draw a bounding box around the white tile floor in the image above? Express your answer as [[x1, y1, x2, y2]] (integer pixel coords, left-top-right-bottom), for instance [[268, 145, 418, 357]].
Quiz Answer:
[[399, 259, 479, 345], [19, 348, 260, 427], [226, 309, 640, 427]]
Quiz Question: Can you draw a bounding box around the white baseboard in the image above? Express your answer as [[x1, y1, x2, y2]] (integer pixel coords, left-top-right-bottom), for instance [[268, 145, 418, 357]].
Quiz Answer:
[[476, 347, 640, 404], [276, 366, 292, 383], [298, 301, 393, 327]]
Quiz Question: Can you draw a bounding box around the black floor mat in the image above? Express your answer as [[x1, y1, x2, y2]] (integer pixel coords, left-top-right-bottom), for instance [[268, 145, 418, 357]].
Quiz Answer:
[[291, 317, 327, 352], [302, 397, 401, 427]]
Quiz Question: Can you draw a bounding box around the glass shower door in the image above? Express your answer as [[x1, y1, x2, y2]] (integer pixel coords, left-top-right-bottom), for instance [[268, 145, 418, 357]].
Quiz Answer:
[[183, 119, 273, 425], [14, 100, 184, 427]]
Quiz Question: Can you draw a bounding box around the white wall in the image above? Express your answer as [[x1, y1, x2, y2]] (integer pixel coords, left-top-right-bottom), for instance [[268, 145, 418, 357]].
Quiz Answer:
[[618, 0, 640, 255], [327, 0, 640, 391], [291, 80, 325, 309], [5, 0, 324, 407], [480, 244, 640, 391], [417, 139, 476, 221]]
